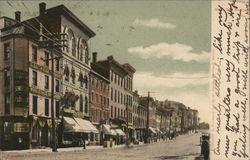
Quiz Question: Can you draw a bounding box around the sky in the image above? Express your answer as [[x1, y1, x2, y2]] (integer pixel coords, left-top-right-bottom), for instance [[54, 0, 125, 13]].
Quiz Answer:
[[0, 0, 211, 123]]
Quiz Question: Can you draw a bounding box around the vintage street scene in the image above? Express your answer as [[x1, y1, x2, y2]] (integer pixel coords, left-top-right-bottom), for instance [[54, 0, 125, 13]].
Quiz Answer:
[[0, 1, 211, 160]]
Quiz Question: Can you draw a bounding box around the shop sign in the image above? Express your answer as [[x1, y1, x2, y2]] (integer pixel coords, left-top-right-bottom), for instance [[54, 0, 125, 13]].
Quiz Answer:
[[29, 62, 62, 79], [30, 87, 51, 97], [14, 70, 29, 107], [13, 123, 30, 133]]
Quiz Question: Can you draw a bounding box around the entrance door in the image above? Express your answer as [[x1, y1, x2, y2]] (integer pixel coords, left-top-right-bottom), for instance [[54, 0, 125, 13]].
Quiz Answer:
[[41, 125, 48, 146]]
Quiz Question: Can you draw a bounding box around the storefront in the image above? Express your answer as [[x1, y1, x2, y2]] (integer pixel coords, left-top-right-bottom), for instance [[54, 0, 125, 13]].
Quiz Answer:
[[0, 116, 29, 150]]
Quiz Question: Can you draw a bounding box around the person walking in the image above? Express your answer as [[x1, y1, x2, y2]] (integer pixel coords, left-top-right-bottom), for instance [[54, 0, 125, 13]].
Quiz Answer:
[[201, 139, 209, 160]]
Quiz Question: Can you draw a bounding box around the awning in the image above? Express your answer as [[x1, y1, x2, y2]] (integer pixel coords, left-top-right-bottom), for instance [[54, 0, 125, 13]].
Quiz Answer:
[[101, 124, 116, 136], [155, 128, 163, 134], [74, 118, 92, 133], [77, 118, 99, 133], [63, 117, 83, 132], [149, 127, 157, 134], [114, 129, 125, 136]]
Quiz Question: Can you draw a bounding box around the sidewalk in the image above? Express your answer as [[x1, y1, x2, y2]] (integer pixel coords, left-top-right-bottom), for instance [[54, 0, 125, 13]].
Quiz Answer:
[[1, 143, 134, 154]]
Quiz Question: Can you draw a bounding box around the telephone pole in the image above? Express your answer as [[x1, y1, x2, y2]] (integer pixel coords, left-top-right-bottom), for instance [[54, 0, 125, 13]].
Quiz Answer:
[[39, 30, 66, 152], [126, 101, 129, 147]]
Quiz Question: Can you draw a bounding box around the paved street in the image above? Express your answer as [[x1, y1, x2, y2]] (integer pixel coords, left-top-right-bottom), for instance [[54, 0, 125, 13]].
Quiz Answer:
[[1, 132, 205, 160]]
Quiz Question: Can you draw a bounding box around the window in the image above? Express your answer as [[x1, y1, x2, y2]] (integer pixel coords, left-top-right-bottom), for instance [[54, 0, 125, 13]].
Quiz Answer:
[[55, 79, 60, 92], [96, 94, 98, 104], [4, 69, 10, 86], [111, 106, 113, 118], [111, 88, 113, 101], [32, 71, 37, 86], [45, 75, 49, 89], [80, 95, 83, 112], [115, 90, 117, 102], [71, 68, 75, 84], [32, 46, 37, 62], [56, 101, 60, 118], [111, 71, 113, 81], [118, 91, 120, 103], [64, 65, 69, 81], [4, 93, 10, 114], [45, 98, 49, 116], [55, 58, 60, 71], [4, 43, 10, 60], [44, 52, 49, 67], [114, 74, 117, 84], [121, 93, 123, 104], [91, 92, 94, 102], [114, 107, 117, 118], [85, 96, 88, 113], [33, 95, 38, 114], [100, 95, 102, 105], [104, 97, 106, 106], [96, 79, 98, 88], [72, 37, 76, 57]]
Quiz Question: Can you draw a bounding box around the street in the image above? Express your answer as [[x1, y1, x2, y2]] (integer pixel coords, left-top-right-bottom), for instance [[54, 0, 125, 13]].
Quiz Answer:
[[1, 132, 205, 160]]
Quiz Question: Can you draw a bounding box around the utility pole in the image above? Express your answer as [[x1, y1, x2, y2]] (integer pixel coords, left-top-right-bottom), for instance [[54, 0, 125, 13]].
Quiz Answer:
[[39, 30, 66, 152], [145, 91, 150, 144], [126, 101, 129, 147]]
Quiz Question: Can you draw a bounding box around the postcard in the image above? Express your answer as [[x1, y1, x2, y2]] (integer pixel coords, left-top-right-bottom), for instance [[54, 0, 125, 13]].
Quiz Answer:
[[0, 0, 249, 160]]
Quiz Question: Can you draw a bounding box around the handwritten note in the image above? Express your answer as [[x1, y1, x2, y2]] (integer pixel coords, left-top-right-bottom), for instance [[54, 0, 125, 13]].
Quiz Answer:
[[211, 0, 249, 159]]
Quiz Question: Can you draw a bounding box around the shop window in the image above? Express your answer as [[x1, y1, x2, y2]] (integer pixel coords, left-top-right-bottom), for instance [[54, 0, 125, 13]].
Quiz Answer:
[[45, 98, 49, 116], [44, 75, 49, 90], [32, 46, 37, 62], [32, 71, 37, 86], [4, 43, 10, 60], [44, 51, 49, 67], [33, 95, 38, 114]]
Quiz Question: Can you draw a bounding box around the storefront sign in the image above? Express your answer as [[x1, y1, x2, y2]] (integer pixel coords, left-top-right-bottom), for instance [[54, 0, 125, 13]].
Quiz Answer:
[[14, 70, 29, 107], [29, 62, 62, 79], [13, 123, 30, 133]]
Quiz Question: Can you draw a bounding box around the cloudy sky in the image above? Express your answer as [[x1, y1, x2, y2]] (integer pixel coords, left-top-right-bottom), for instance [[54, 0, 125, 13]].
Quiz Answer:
[[0, 0, 211, 123]]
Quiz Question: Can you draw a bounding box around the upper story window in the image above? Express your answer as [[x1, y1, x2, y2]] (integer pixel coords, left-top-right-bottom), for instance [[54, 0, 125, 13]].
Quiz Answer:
[[44, 75, 49, 90], [78, 72, 84, 87], [71, 68, 75, 84], [72, 36, 76, 57], [55, 58, 60, 71], [64, 65, 69, 82], [32, 46, 37, 62], [4, 43, 10, 60], [55, 79, 60, 92], [32, 71, 37, 86], [44, 52, 49, 67], [4, 69, 10, 86]]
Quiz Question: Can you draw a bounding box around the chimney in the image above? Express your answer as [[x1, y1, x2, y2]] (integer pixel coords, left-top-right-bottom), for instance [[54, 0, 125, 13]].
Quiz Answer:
[[39, 2, 46, 16], [92, 52, 97, 63], [15, 11, 21, 22]]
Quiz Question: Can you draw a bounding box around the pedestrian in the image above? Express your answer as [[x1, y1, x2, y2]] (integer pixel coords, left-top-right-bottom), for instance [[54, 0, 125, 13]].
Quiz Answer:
[[201, 139, 209, 160]]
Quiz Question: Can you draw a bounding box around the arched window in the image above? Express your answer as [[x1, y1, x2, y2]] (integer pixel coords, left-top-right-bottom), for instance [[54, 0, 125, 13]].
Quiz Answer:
[[79, 95, 83, 112], [72, 36, 76, 57], [80, 39, 89, 64]]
